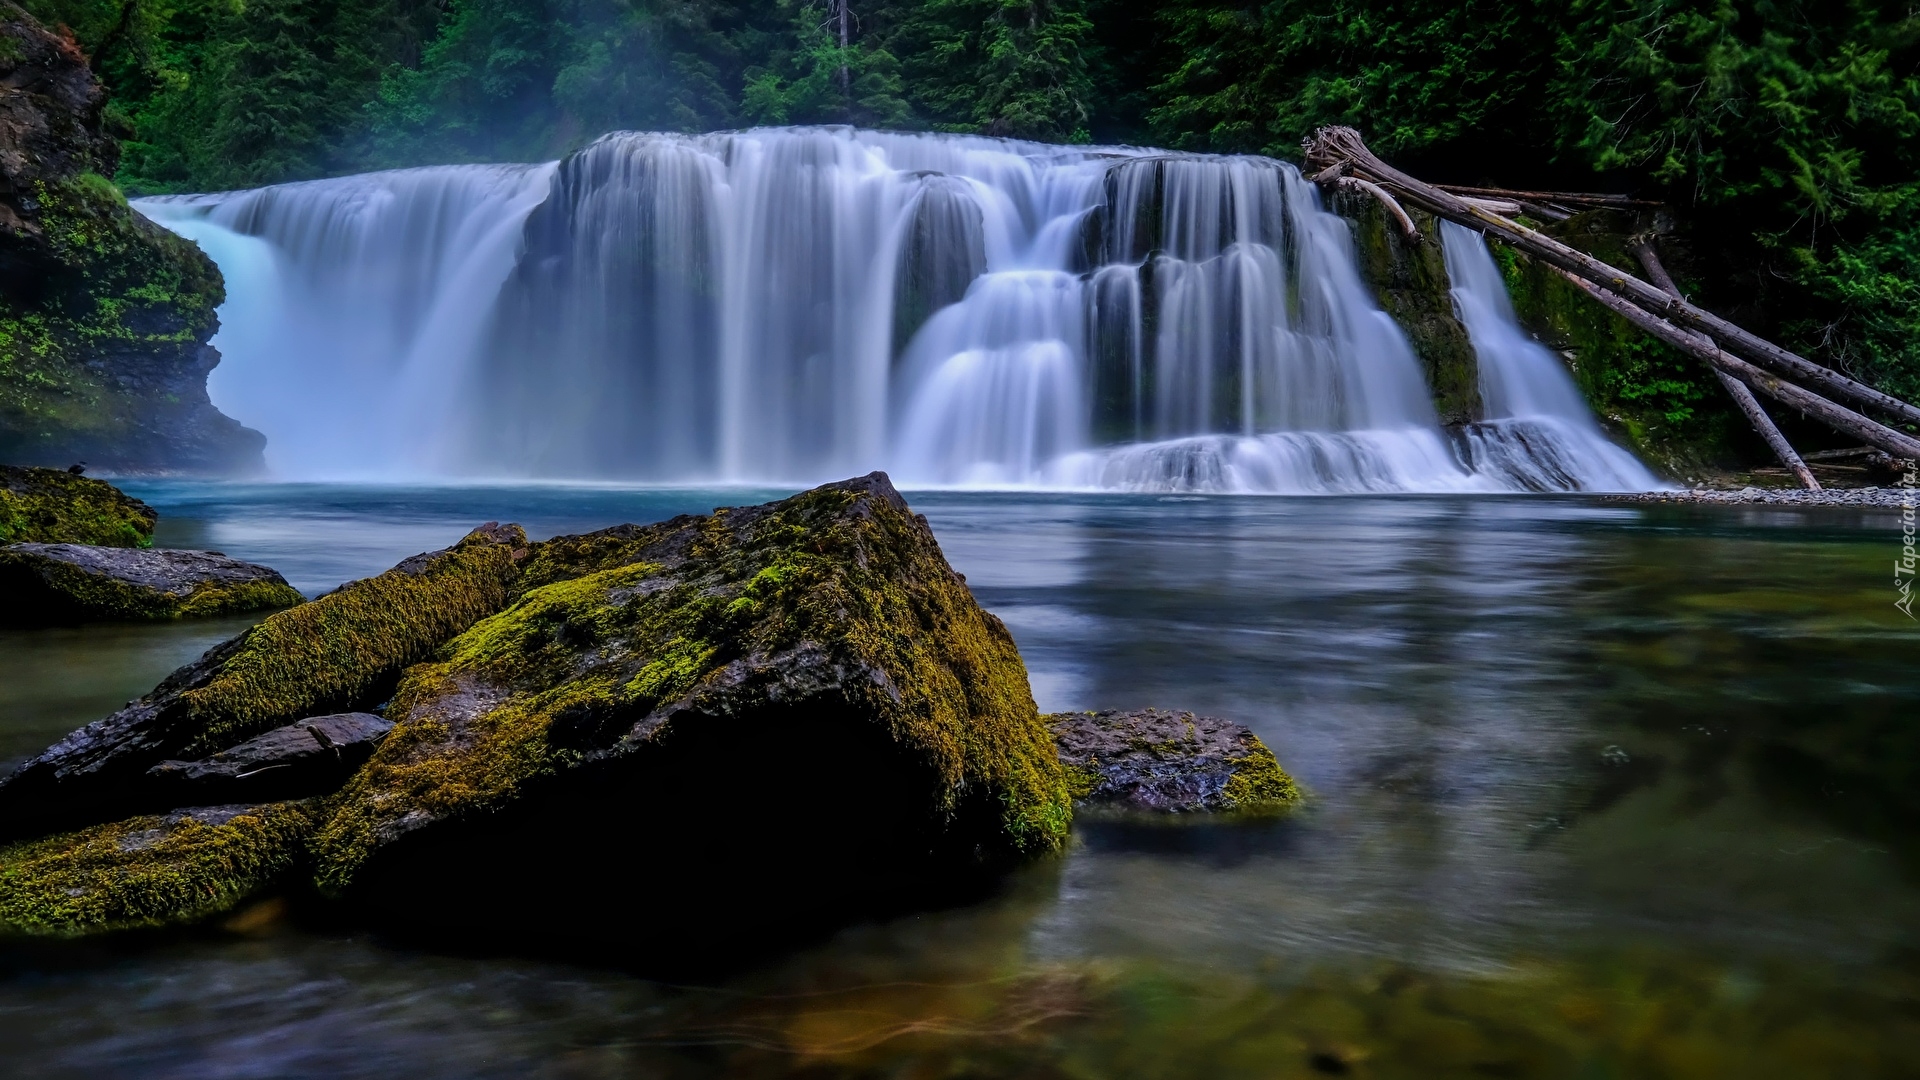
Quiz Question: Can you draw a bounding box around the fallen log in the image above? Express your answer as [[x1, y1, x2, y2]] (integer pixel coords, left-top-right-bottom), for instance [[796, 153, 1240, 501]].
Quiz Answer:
[[1434, 184, 1663, 210], [1550, 267, 1920, 462], [1627, 237, 1819, 491], [1302, 127, 1920, 431], [1334, 175, 1418, 240]]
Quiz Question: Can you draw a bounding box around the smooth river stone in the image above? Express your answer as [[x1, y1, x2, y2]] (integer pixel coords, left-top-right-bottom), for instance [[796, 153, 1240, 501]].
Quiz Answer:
[[1045, 708, 1300, 815]]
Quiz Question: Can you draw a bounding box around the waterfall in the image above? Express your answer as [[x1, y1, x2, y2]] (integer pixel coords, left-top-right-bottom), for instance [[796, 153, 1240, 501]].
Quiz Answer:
[[135, 126, 1658, 492], [1438, 221, 1662, 492], [140, 165, 557, 476]]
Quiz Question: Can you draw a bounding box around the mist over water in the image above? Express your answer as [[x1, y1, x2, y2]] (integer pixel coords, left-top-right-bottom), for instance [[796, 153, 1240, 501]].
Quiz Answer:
[[139, 127, 1658, 492]]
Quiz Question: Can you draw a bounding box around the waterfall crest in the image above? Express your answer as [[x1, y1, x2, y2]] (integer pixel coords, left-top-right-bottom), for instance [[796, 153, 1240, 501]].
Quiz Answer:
[[136, 127, 1658, 492]]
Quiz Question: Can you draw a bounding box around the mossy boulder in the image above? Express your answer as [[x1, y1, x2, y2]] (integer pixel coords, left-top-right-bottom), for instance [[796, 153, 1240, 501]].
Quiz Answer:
[[0, 801, 312, 937], [310, 473, 1070, 947], [0, 463, 155, 545], [0, 523, 528, 841], [1046, 709, 1300, 815], [0, 542, 303, 624]]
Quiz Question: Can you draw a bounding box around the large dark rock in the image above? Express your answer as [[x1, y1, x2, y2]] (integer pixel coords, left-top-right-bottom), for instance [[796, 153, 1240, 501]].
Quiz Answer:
[[148, 713, 393, 802], [0, 4, 259, 473], [310, 474, 1070, 949], [0, 463, 156, 545], [0, 524, 527, 841], [0, 801, 313, 937], [0, 542, 303, 624], [1046, 709, 1299, 815]]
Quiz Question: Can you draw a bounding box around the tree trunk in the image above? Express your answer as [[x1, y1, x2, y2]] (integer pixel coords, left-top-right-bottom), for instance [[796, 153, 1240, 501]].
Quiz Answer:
[[1551, 267, 1920, 462], [1627, 238, 1820, 491]]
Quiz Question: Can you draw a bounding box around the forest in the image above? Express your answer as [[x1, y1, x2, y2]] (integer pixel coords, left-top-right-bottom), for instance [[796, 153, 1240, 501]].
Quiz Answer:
[[19, 0, 1920, 416]]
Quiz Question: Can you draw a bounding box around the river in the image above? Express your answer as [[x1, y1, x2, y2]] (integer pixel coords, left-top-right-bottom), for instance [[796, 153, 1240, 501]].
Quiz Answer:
[[2, 482, 1914, 1077]]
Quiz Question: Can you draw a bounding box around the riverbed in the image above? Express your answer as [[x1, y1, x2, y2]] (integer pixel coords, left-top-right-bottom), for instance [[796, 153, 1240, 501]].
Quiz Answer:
[[2, 484, 1916, 1078]]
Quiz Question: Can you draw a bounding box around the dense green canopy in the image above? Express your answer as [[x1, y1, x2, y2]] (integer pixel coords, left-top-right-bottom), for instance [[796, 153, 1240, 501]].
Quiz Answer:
[[23, 0, 1920, 410]]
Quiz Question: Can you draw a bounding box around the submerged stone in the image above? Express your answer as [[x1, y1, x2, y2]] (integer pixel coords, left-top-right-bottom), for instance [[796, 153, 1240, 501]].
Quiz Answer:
[[311, 473, 1069, 947], [0, 524, 527, 841], [0, 465, 156, 547], [1046, 709, 1300, 815], [0, 802, 313, 937], [0, 542, 304, 624], [148, 713, 393, 802]]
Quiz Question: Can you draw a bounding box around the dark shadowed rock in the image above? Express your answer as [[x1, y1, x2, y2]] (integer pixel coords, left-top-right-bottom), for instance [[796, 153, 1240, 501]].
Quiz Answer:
[[310, 473, 1069, 951], [0, 801, 313, 937], [1046, 709, 1300, 815], [148, 713, 393, 802], [0, 542, 304, 624], [0, 524, 527, 841], [0, 464, 155, 546]]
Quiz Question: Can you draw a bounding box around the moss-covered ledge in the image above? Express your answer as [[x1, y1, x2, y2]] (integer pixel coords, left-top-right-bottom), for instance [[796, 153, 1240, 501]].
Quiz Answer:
[[0, 463, 155, 545], [0, 801, 313, 937]]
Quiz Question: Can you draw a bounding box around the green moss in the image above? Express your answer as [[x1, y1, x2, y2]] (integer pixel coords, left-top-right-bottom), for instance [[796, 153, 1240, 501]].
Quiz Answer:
[[1217, 744, 1301, 814], [174, 524, 526, 757], [1338, 192, 1482, 424], [0, 802, 313, 937], [0, 464, 156, 546], [313, 480, 1072, 895]]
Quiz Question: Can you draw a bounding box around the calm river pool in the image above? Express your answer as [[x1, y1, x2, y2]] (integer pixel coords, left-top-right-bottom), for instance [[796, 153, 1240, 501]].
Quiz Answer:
[[2, 484, 1917, 1078]]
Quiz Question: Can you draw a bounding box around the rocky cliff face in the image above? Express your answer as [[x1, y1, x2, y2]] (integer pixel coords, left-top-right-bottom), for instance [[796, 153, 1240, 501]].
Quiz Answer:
[[0, 3, 260, 473]]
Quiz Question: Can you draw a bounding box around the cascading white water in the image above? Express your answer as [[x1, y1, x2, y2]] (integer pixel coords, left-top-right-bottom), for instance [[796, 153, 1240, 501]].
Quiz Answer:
[[140, 165, 557, 476], [1438, 220, 1662, 491], [135, 126, 1659, 492]]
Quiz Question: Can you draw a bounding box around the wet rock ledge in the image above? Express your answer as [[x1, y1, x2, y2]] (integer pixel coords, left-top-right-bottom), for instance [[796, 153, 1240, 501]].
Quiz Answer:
[[0, 542, 304, 624]]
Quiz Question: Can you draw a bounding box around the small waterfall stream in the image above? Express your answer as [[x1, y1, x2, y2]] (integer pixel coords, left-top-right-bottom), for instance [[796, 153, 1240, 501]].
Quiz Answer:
[[137, 126, 1658, 491], [1439, 221, 1661, 491]]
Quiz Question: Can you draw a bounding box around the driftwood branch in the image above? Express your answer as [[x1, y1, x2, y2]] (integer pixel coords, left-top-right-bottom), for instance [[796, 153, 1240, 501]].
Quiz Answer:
[[1551, 267, 1920, 461], [1302, 127, 1920, 431], [1628, 238, 1819, 490], [1335, 176, 1418, 239]]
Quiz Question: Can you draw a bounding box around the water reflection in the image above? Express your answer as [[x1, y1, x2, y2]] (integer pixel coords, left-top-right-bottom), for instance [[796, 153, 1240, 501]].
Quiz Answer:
[[0, 485, 1916, 1076]]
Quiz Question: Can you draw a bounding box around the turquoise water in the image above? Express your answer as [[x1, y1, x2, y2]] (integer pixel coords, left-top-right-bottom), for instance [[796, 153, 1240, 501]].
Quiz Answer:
[[2, 484, 1917, 1078]]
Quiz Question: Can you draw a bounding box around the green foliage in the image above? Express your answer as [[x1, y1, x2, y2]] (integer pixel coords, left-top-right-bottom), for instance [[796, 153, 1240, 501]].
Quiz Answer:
[[892, 0, 1093, 140]]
